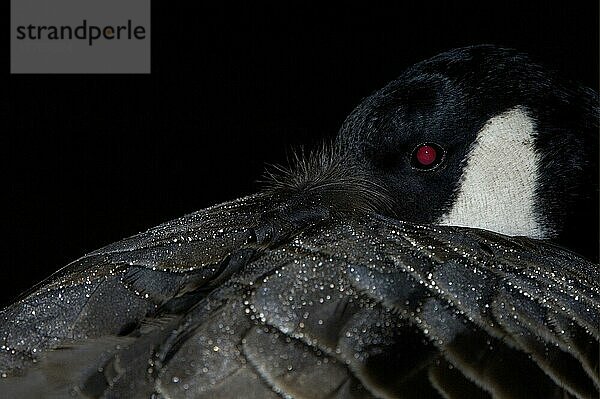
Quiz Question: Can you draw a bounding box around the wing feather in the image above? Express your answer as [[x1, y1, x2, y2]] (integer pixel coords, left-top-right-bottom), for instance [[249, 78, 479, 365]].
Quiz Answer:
[[1, 208, 597, 399]]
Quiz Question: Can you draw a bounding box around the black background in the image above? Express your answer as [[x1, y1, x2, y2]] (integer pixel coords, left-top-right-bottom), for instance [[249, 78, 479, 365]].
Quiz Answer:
[[4, 3, 599, 306]]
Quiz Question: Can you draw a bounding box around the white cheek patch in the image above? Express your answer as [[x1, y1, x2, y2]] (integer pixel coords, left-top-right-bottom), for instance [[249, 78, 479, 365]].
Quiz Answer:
[[437, 107, 550, 238]]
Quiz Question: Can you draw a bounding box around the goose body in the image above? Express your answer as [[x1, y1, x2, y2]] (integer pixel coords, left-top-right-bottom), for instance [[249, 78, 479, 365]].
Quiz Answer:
[[1, 45, 598, 399]]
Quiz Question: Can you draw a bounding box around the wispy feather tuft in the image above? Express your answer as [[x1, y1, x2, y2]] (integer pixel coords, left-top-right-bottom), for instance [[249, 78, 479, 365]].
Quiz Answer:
[[261, 142, 395, 215]]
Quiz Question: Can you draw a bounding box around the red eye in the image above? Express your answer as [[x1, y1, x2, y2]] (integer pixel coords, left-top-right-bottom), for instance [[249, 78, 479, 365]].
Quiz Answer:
[[411, 143, 445, 170], [416, 145, 437, 165]]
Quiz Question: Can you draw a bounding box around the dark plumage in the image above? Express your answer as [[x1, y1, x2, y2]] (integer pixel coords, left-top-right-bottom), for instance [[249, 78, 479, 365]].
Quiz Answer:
[[339, 45, 598, 260], [1, 45, 598, 399]]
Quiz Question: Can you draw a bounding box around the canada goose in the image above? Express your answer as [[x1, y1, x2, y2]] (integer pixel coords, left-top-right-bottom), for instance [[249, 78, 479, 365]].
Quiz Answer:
[[1, 45, 598, 399]]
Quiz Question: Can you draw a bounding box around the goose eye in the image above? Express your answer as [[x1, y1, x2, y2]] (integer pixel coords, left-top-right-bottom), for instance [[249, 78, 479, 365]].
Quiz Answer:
[[411, 143, 445, 170]]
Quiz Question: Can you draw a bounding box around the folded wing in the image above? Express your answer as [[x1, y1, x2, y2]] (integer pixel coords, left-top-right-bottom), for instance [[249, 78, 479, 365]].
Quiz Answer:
[[1, 198, 598, 399]]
